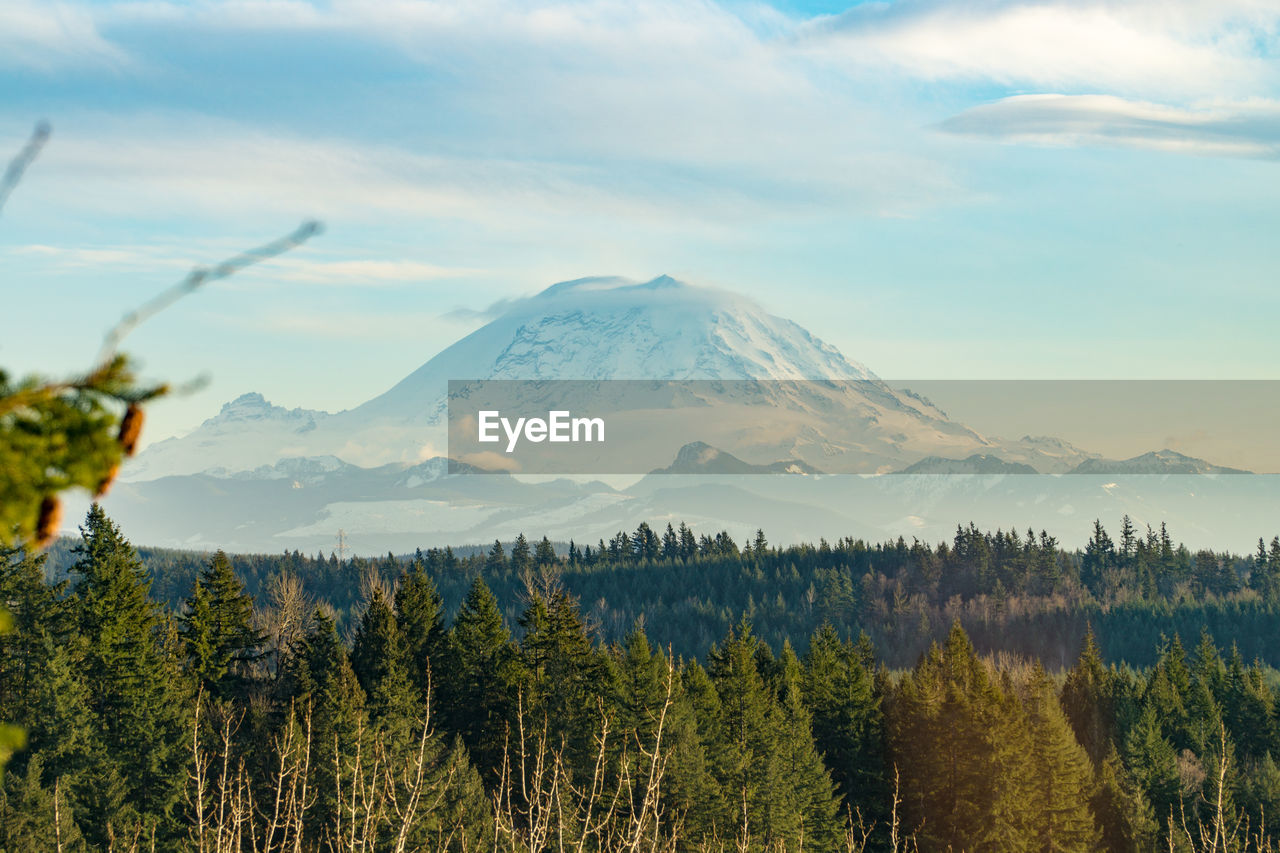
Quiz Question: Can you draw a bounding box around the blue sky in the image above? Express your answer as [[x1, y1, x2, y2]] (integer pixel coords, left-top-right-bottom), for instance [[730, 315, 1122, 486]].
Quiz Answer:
[[3, 0, 1280, 444]]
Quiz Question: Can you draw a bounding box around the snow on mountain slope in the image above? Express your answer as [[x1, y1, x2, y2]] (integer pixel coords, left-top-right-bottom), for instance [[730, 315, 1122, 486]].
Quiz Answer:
[[353, 275, 874, 423], [126, 275, 962, 479], [123, 394, 332, 481], [98, 273, 1276, 553]]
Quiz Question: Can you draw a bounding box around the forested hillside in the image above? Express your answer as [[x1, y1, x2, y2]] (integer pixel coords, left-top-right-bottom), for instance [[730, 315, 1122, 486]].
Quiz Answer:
[[44, 515, 1280, 669], [3, 506, 1280, 850]]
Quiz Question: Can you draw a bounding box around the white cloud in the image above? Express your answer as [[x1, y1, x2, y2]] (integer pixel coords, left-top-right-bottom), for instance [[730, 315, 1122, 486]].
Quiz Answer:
[[0, 0, 131, 71], [8, 243, 478, 286], [8, 0, 949, 222], [939, 94, 1280, 158], [10, 0, 1278, 237], [10, 85, 953, 233], [10, 243, 191, 268], [804, 0, 1279, 101], [261, 258, 481, 285]]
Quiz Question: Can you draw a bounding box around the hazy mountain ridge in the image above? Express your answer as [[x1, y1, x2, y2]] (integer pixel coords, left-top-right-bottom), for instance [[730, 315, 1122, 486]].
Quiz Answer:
[[127, 275, 996, 479], [900, 454, 1040, 475], [1069, 449, 1251, 475], [98, 274, 1266, 553], [123, 393, 333, 481], [652, 441, 823, 475]]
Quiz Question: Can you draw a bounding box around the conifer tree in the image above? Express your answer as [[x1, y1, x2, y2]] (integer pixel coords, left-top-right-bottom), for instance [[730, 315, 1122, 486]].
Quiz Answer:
[[0, 755, 87, 852], [1198, 724, 1241, 843], [1268, 537, 1280, 600], [680, 661, 733, 839], [286, 610, 368, 841], [1061, 628, 1116, 767], [1093, 746, 1159, 853], [484, 538, 507, 577], [706, 625, 841, 850], [773, 644, 843, 850], [448, 578, 520, 785], [706, 627, 781, 846], [21, 634, 97, 800], [394, 558, 449, 702], [0, 546, 71, 737], [353, 588, 492, 851], [1145, 636, 1193, 751], [511, 533, 533, 576], [421, 735, 494, 852], [612, 630, 721, 841], [891, 622, 1021, 852], [1242, 752, 1280, 841], [2, 625, 104, 843], [69, 505, 188, 845], [986, 672, 1037, 850], [662, 523, 679, 560], [802, 622, 887, 824], [1119, 514, 1137, 565], [1025, 664, 1102, 852], [1082, 520, 1115, 593], [534, 536, 557, 568], [632, 522, 660, 561], [678, 523, 697, 561], [1223, 649, 1276, 764], [518, 582, 608, 771], [179, 549, 262, 699], [351, 587, 419, 745], [1124, 705, 1182, 838]]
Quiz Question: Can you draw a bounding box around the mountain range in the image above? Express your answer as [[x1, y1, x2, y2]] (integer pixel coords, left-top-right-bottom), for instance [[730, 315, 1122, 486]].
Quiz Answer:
[[87, 275, 1273, 554]]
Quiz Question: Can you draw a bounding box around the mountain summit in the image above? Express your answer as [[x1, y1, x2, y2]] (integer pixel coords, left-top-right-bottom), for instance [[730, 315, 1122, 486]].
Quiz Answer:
[[104, 275, 1264, 553], [128, 275, 891, 478], [355, 275, 873, 421], [125, 275, 1082, 480]]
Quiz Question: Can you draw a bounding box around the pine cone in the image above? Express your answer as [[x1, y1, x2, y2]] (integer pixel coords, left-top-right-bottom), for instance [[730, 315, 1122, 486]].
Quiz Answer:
[[35, 495, 61, 549], [94, 463, 121, 499], [118, 403, 144, 457]]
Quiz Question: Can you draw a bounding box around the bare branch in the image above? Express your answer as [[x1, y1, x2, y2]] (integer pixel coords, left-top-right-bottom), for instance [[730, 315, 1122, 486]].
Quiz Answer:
[[96, 219, 323, 367], [0, 120, 49, 216]]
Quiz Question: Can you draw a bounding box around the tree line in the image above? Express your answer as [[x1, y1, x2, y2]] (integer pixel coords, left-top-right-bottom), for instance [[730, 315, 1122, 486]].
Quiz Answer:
[[45, 517, 1280, 670]]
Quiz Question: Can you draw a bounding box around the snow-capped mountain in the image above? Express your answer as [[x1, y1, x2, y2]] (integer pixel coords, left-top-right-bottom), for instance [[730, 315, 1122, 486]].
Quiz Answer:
[[123, 393, 333, 481], [96, 273, 1271, 554], [126, 275, 999, 480], [359, 275, 875, 420]]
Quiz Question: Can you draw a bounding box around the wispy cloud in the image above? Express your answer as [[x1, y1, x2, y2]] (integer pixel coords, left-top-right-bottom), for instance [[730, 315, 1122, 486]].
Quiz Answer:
[[9, 243, 479, 286], [21, 0, 1274, 235], [0, 0, 131, 72], [1, 1, 959, 224], [263, 258, 482, 286], [10, 243, 191, 269], [443, 297, 524, 323], [805, 0, 1279, 101], [939, 94, 1280, 159], [10, 97, 953, 236]]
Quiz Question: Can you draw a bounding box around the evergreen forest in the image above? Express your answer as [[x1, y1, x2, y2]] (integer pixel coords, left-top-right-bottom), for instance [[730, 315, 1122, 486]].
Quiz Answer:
[[4, 507, 1280, 852]]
